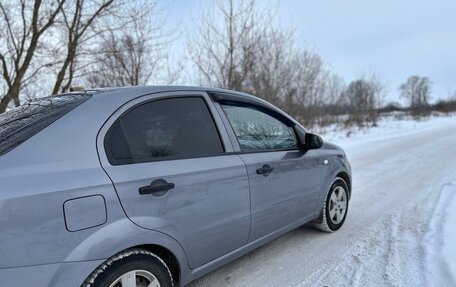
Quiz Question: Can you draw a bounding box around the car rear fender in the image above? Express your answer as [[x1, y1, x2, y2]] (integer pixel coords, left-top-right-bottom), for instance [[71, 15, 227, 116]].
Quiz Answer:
[[63, 217, 191, 283]]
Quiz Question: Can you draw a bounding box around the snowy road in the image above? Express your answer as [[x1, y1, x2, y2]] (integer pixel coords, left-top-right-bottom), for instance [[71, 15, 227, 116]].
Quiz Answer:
[[189, 116, 456, 287]]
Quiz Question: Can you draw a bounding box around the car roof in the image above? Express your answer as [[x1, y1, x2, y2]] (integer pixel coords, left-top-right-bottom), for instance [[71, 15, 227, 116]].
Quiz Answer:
[[81, 85, 301, 126], [65, 85, 301, 129], [85, 85, 256, 101]]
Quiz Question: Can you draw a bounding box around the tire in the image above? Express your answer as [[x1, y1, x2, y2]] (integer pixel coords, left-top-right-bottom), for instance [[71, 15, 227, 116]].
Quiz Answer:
[[82, 248, 174, 287], [314, 177, 349, 232]]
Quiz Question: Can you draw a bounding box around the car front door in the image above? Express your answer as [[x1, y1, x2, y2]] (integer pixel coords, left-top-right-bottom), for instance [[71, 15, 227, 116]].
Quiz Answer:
[[218, 100, 323, 241], [97, 92, 251, 268]]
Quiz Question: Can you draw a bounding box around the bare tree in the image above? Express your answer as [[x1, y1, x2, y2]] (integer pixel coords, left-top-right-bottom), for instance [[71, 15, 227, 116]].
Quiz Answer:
[[188, 0, 261, 91], [85, 2, 179, 87], [188, 0, 337, 127], [51, 0, 115, 94], [286, 50, 332, 121], [344, 75, 385, 126], [87, 28, 151, 87], [326, 74, 346, 106], [399, 75, 432, 108], [245, 29, 296, 106], [0, 0, 65, 113], [448, 89, 456, 101]]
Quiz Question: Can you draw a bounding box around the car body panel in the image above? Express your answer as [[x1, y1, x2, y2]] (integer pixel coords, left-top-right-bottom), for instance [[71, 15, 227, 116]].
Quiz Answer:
[[237, 150, 325, 241], [184, 202, 313, 283], [0, 97, 122, 269], [0, 86, 351, 286], [101, 156, 251, 269], [64, 195, 107, 232], [0, 259, 104, 287], [96, 91, 251, 269], [209, 95, 328, 241]]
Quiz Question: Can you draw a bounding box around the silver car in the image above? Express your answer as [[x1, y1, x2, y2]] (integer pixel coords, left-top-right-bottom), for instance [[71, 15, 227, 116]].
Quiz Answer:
[[0, 86, 351, 287]]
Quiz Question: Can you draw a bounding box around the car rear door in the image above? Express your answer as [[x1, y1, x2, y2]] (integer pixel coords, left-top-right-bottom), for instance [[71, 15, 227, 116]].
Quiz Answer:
[[97, 91, 250, 268], [216, 99, 323, 241]]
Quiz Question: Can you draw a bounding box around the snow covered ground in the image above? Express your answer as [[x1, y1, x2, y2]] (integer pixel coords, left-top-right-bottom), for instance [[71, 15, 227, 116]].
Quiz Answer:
[[189, 114, 456, 287]]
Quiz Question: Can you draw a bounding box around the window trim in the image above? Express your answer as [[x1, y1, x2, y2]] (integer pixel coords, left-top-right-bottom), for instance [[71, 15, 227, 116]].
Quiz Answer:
[[104, 96, 227, 166], [219, 101, 301, 154]]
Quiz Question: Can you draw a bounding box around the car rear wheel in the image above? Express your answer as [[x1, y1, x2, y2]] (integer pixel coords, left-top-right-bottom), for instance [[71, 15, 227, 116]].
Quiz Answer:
[[82, 248, 174, 287], [314, 177, 349, 232]]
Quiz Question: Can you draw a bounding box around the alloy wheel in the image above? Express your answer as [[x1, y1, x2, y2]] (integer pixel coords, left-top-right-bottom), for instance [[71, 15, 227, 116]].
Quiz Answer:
[[109, 270, 161, 287], [328, 186, 347, 224]]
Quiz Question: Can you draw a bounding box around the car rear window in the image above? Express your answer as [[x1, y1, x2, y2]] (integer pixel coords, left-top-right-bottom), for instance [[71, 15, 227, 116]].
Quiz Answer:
[[0, 94, 91, 156]]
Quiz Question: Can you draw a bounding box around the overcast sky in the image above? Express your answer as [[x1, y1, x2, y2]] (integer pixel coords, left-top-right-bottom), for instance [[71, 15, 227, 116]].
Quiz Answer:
[[165, 0, 456, 103]]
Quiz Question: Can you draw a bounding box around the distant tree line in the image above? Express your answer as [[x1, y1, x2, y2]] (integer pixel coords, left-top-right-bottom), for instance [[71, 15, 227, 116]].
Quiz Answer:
[[1, 0, 455, 128]]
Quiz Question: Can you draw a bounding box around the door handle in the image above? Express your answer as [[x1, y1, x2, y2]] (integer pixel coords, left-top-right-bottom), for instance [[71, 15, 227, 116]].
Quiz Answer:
[[139, 179, 175, 196], [256, 164, 274, 177]]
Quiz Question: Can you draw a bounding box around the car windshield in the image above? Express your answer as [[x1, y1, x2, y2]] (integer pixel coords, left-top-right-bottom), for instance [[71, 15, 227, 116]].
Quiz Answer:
[[0, 94, 91, 156]]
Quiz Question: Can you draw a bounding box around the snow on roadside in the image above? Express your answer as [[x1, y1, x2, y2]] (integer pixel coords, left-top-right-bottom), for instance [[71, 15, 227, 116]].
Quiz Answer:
[[317, 113, 456, 146], [329, 114, 456, 286], [423, 181, 456, 286], [312, 114, 456, 286]]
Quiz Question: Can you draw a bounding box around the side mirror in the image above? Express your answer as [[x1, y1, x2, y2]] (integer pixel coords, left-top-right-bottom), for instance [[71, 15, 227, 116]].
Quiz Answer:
[[295, 127, 323, 150], [305, 133, 323, 150]]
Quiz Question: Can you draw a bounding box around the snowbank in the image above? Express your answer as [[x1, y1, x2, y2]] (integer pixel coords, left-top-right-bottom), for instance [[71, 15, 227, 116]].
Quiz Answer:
[[423, 182, 456, 286]]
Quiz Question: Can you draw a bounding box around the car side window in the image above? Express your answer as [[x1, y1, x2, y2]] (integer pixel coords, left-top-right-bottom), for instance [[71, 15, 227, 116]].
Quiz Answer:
[[105, 97, 224, 165], [220, 103, 298, 152]]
